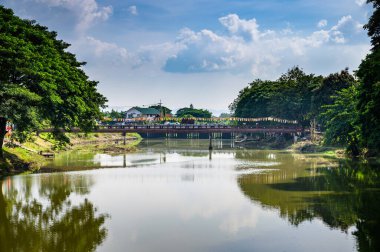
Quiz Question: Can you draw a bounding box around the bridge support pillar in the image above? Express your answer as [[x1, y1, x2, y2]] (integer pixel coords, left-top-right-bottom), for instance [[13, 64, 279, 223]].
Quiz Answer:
[[122, 131, 126, 145], [209, 134, 213, 150]]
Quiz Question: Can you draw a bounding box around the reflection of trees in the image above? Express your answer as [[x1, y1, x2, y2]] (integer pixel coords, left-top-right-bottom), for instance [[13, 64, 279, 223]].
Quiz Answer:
[[239, 160, 380, 252], [0, 174, 109, 251]]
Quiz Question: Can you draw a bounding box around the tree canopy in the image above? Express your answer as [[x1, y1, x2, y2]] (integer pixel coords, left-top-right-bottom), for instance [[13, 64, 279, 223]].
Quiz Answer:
[[175, 106, 212, 118], [356, 0, 380, 156], [364, 0, 380, 51], [0, 6, 107, 158], [229, 67, 355, 127], [321, 85, 361, 156], [317, 1, 380, 156], [101, 109, 126, 119]]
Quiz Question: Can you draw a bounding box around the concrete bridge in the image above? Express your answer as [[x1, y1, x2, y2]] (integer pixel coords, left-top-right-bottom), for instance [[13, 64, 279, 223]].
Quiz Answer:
[[38, 124, 303, 149], [39, 124, 303, 134]]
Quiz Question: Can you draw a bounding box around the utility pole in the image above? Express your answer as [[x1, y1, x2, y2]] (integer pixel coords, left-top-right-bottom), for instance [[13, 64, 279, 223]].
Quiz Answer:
[[158, 99, 163, 118]]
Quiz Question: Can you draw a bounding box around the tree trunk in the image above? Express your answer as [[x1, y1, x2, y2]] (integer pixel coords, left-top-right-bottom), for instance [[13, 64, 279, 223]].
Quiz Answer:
[[348, 137, 360, 158], [0, 117, 7, 160]]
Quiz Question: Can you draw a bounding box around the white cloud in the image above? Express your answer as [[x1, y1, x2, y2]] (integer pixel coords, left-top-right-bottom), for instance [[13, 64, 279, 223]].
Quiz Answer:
[[219, 14, 261, 42], [128, 5, 138, 15], [82, 36, 186, 70], [318, 19, 328, 28], [85, 36, 128, 62], [355, 0, 367, 6], [331, 15, 363, 32], [36, 0, 112, 31], [77, 13, 368, 81], [160, 14, 366, 77]]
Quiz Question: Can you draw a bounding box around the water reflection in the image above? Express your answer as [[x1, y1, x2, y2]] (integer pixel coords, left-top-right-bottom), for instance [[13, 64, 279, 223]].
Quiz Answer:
[[0, 174, 109, 251], [17, 139, 380, 251], [239, 160, 380, 252]]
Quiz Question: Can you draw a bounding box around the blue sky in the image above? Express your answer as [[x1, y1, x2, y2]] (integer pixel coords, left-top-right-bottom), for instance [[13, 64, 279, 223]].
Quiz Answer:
[[2, 0, 373, 114]]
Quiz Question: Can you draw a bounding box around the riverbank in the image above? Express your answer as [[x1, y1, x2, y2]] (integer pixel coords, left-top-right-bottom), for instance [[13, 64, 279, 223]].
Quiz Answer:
[[236, 139, 346, 159], [0, 132, 142, 177], [0, 146, 45, 177], [289, 140, 346, 159]]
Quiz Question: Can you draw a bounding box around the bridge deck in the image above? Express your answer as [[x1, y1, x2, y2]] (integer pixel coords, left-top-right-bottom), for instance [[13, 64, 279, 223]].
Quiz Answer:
[[40, 125, 303, 134]]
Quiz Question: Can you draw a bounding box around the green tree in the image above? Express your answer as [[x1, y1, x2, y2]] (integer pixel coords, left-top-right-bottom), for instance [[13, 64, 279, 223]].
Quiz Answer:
[[356, 0, 380, 156], [321, 85, 361, 156], [313, 69, 355, 112], [175, 106, 212, 118], [272, 67, 321, 124], [314, 69, 356, 126], [230, 79, 273, 118], [230, 67, 322, 126], [0, 6, 107, 159], [102, 109, 126, 119], [364, 0, 380, 50]]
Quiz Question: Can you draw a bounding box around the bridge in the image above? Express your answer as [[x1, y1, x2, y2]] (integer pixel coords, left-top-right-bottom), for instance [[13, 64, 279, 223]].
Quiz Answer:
[[97, 124, 302, 133], [38, 124, 303, 149], [39, 124, 303, 134]]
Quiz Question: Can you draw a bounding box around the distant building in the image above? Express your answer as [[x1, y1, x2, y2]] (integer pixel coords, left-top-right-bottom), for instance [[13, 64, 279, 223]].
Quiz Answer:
[[125, 107, 160, 119]]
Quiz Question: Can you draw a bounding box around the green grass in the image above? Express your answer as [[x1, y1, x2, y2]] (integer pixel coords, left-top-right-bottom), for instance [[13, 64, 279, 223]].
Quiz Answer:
[[322, 150, 337, 156], [4, 146, 45, 165], [1, 147, 46, 177]]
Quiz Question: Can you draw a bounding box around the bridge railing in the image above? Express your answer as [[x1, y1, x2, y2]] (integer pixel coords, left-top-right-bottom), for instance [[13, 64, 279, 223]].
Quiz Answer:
[[38, 124, 303, 133], [96, 124, 302, 130]]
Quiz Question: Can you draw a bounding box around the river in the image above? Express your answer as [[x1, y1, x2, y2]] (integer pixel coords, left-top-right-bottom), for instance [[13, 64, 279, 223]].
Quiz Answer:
[[1, 139, 379, 252]]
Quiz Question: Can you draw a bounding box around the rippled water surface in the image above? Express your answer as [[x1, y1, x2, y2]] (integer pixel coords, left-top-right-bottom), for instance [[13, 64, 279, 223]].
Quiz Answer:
[[1, 139, 380, 252]]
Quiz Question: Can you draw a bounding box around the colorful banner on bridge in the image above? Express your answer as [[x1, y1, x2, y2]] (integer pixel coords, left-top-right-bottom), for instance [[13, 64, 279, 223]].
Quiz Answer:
[[101, 116, 298, 124]]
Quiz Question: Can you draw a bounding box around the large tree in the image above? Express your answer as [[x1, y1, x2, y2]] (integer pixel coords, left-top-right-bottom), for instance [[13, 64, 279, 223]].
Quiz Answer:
[[230, 67, 357, 130], [175, 106, 212, 118], [356, 0, 380, 156], [230, 67, 322, 126], [102, 109, 126, 119], [321, 85, 361, 156], [313, 69, 355, 115], [0, 6, 107, 158]]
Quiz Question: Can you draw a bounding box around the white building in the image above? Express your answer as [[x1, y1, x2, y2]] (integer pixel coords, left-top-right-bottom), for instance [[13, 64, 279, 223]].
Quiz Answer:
[[125, 107, 160, 119]]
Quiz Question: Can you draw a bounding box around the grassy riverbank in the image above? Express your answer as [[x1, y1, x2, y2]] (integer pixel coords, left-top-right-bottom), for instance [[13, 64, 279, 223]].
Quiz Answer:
[[289, 140, 346, 159], [0, 146, 45, 177], [0, 132, 142, 177], [236, 138, 346, 159]]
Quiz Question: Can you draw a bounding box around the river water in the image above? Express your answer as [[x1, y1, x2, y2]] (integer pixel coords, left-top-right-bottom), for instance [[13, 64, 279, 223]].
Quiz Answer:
[[1, 139, 379, 252]]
